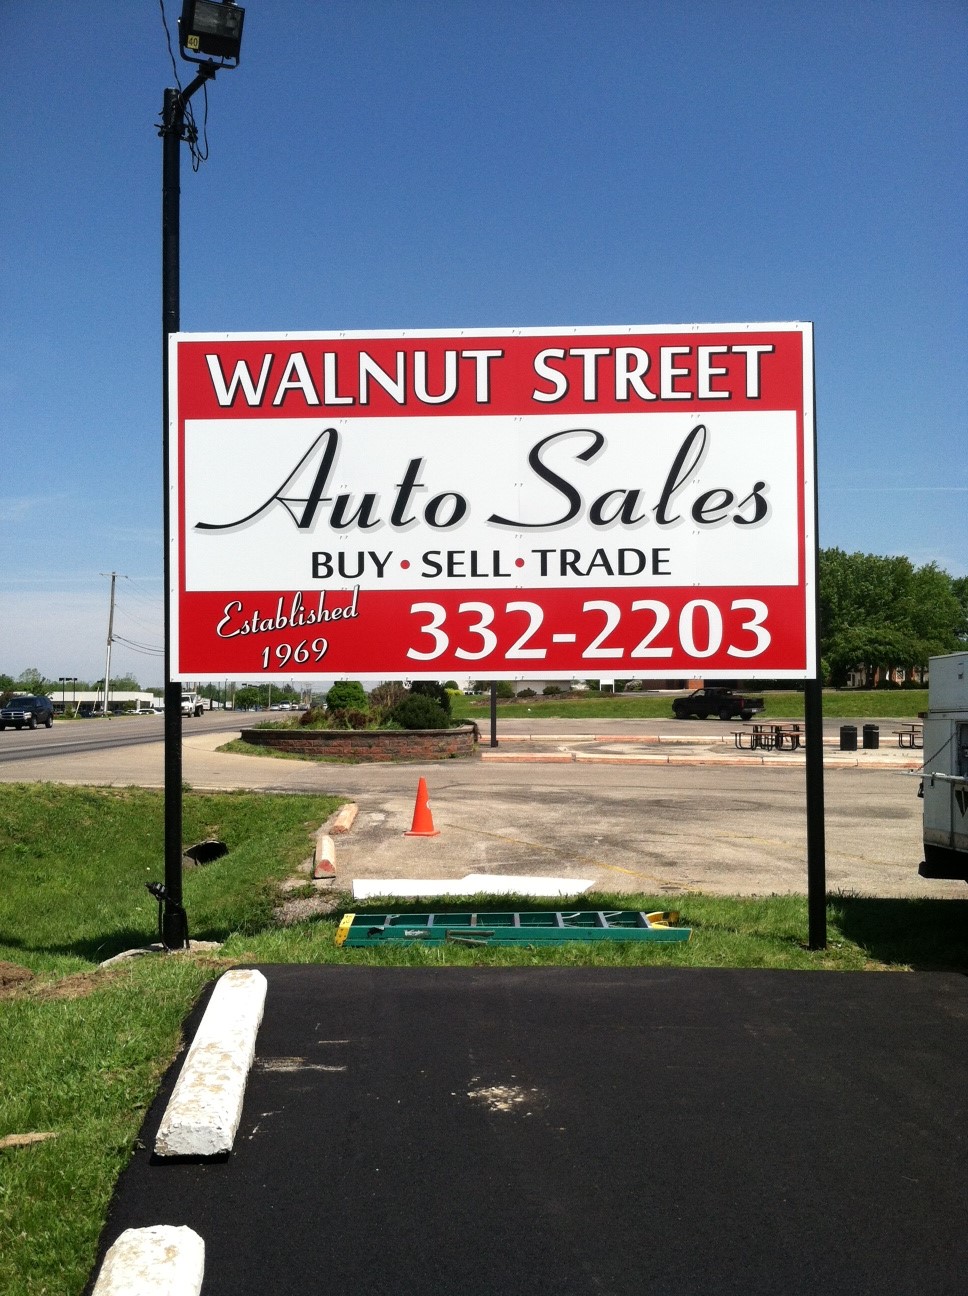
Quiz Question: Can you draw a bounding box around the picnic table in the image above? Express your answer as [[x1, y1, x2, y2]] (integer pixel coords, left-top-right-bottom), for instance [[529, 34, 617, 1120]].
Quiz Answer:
[[893, 723, 923, 749], [734, 722, 804, 752]]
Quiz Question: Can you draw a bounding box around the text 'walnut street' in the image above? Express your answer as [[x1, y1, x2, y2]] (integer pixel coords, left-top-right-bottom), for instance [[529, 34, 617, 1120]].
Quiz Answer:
[[204, 343, 777, 409]]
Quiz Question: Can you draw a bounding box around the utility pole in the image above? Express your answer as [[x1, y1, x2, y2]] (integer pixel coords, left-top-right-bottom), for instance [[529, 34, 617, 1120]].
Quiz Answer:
[[100, 572, 119, 717]]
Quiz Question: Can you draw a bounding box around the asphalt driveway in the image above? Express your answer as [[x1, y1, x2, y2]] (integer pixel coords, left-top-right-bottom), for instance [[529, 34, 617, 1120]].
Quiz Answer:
[[90, 964, 968, 1296]]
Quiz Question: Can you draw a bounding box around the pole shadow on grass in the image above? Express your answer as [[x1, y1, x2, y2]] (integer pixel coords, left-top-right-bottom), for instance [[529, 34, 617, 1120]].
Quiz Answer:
[[0, 918, 243, 966], [0, 928, 164, 966], [827, 894, 968, 971]]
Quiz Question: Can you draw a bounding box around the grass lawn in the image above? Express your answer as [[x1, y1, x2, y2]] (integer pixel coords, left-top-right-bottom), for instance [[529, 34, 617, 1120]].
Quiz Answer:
[[1, 783, 964, 1296], [451, 688, 929, 722]]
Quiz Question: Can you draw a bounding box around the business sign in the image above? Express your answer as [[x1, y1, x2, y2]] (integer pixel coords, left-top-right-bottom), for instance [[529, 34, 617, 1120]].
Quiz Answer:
[[169, 323, 815, 680]]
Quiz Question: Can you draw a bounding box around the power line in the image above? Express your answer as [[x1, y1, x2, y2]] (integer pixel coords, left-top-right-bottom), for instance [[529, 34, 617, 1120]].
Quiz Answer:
[[113, 635, 164, 657]]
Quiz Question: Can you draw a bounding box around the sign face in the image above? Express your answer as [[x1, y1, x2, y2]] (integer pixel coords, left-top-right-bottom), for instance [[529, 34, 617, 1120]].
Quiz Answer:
[[169, 323, 815, 680]]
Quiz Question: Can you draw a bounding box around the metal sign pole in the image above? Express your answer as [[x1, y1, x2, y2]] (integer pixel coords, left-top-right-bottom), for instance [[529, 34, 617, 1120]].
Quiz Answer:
[[804, 677, 827, 948], [160, 68, 216, 950], [805, 359, 826, 949], [161, 84, 188, 950]]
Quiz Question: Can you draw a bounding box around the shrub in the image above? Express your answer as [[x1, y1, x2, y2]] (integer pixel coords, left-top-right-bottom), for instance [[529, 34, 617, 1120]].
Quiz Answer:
[[299, 706, 326, 726], [542, 684, 561, 696], [368, 679, 404, 720], [495, 681, 515, 699], [409, 680, 451, 714], [330, 706, 372, 729], [326, 681, 368, 713], [390, 694, 451, 730], [517, 687, 537, 698]]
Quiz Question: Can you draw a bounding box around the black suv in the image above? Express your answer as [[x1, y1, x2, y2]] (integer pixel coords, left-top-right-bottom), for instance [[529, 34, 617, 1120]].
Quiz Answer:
[[0, 695, 55, 730]]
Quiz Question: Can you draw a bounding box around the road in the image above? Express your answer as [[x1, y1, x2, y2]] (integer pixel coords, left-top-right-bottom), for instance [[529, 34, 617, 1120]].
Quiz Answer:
[[0, 711, 240, 763], [0, 712, 956, 898]]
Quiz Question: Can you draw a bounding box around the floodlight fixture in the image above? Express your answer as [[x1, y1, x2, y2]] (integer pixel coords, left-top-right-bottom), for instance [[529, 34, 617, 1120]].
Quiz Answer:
[[179, 0, 245, 68]]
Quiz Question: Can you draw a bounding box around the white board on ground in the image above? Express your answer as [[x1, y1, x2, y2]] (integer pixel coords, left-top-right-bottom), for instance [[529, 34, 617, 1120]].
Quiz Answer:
[[352, 874, 593, 900]]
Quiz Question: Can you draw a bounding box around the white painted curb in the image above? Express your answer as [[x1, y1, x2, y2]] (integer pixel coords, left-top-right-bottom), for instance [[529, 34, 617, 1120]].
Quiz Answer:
[[91, 1225, 204, 1295], [155, 969, 267, 1158]]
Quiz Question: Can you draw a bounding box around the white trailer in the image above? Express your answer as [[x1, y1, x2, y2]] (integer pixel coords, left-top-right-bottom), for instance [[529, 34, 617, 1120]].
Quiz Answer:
[[920, 652, 968, 883]]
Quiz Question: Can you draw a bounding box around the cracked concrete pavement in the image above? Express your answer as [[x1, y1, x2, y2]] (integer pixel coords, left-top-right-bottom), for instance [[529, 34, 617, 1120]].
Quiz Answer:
[[0, 714, 955, 898]]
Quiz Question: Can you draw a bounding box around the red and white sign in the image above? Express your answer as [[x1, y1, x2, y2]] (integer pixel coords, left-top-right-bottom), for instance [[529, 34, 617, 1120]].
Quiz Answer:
[[169, 323, 816, 680]]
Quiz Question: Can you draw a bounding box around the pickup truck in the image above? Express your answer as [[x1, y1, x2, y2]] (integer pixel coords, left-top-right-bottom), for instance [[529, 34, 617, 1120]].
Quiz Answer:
[[181, 692, 205, 718], [672, 687, 764, 721]]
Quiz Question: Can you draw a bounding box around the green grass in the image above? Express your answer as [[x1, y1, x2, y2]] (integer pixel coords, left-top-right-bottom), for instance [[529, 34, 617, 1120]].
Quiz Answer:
[[450, 689, 928, 722], [0, 783, 964, 1295], [0, 957, 213, 1296], [0, 784, 344, 1296], [0, 785, 345, 975], [225, 889, 968, 972], [218, 736, 351, 762]]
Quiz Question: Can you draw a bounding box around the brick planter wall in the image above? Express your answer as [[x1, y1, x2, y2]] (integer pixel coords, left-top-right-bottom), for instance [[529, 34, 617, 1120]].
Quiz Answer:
[[239, 723, 478, 762]]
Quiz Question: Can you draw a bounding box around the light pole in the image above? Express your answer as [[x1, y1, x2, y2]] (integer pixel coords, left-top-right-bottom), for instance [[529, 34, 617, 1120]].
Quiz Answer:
[[158, 0, 245, 950], [58, 676, 78, 715]]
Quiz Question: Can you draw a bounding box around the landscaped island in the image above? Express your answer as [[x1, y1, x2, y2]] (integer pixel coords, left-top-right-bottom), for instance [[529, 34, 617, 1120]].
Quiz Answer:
[[240, 680, 477, 762]]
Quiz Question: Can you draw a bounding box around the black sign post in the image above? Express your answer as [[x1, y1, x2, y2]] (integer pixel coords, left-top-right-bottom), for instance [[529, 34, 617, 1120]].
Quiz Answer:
[[160, 69, 215, 949], [157, 3, 245, 949], [805, 366, 826, 949]]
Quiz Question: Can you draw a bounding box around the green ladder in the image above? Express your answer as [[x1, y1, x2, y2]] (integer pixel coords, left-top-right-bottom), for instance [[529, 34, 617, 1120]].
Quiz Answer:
[[335, 910, 691, 947]]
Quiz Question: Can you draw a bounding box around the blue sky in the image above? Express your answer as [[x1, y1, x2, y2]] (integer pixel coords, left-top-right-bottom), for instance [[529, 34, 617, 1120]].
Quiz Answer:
[[1, 0, 965, 684]]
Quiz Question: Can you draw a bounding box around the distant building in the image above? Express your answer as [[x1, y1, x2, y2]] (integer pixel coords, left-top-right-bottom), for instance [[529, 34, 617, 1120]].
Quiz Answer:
[[51, 690, 162, 716]]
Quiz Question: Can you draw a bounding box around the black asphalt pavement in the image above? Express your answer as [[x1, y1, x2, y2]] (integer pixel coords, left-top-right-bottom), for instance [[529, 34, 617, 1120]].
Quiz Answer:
[[93, 967, 968, 1295]]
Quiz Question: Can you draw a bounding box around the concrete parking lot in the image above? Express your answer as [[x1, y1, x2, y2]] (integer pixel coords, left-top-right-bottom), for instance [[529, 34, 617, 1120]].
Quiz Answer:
[[0, 714, 955, 898]]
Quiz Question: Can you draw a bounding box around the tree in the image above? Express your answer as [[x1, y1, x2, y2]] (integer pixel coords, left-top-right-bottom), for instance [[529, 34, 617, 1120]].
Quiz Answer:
[[952, 576, 968, 647], [17, 667, 50, 694], [234, 686, 262, 711], [819, 549, 964, 685], [473, 680, 514, 697], [906, 564, 965, 669], [90, 674, 142, 694]]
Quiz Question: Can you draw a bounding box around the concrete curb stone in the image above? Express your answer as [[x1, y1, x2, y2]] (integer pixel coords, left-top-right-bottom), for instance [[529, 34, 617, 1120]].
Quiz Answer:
[[154, 969, 266, 1159], [91, 1225, 204, 1295]]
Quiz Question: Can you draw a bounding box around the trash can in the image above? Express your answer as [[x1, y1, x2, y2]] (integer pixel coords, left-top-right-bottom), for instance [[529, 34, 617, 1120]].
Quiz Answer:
[[862, 723, 879, 750], [839, 724, 857, 751]]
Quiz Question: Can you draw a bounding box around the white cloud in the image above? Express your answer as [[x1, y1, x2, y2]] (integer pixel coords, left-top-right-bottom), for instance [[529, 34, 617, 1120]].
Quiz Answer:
[[0, 496, 62, 523]]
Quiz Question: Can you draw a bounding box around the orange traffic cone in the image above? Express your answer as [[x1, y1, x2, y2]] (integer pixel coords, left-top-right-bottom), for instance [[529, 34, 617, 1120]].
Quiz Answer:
[[404, 777, 440, 837]]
